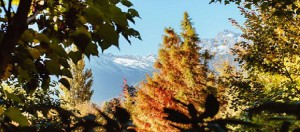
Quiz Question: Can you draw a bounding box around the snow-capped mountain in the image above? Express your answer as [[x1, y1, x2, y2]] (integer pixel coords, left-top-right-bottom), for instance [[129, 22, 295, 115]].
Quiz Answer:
[[85, 53, 156, 103], [201, 30, 242, 55], [87, 30, 242, 104]]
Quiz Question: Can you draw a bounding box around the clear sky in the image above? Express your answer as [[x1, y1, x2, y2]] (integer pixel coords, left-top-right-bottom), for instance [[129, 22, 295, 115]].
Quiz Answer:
[[105, 0, 245, 56]]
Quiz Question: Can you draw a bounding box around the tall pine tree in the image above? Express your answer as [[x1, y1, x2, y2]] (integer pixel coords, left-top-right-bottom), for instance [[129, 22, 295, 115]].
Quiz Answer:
[[131, 12, 214, 131]]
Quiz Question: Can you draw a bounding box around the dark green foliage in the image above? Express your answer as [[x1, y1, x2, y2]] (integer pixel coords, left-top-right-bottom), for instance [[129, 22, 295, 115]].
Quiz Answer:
[[246, 102, 300, 131], [249, 102, 300, 119]]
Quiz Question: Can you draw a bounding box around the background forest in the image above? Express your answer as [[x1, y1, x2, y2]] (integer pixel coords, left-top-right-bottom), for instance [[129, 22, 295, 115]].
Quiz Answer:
[[0, 0, 299, 131]]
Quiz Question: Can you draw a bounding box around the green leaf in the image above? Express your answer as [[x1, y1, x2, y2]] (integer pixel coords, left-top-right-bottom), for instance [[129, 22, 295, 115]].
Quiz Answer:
[[109, 6, 128, 27], [21, 30, 34, 42], [110, 0, 120, 4], [17, 67, 30, 83], [84, 43, 99, 57], [59, 58, 70, 68], [121, 0, 133, 7], [45, 60, 60, 76], [36, 33, 50, 44], [85, 6, 104, 25], [68, 51, 82, 64], [98, 23, 119, 50], [61, 68, 72, 78], [59, 78, 70, 90], [128, 8, 140, 18], [50, 44, 68, 58], [4, 108, 29, 127], [24, 58, 37, 73], [72, 27, 92, 51], [5, 92, 23, 104]]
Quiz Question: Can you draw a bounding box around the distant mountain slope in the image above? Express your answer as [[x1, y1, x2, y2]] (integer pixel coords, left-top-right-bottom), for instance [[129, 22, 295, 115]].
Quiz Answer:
[[85, 53, 156, 103], [87, 30, 242, 104]]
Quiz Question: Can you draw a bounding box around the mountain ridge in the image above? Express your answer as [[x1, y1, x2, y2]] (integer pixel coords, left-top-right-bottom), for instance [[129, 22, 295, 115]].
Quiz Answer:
[[86, 30, 242, 104]]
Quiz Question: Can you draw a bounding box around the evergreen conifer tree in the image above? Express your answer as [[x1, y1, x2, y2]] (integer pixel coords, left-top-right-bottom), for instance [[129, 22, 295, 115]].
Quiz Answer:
[[60, 47, 94, 106], [131, 12, 214, 131], [121, 79, 136, 112]]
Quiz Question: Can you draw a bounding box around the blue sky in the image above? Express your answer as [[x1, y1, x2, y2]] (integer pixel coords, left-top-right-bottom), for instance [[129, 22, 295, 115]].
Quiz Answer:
[[105, 0, 245, 56]]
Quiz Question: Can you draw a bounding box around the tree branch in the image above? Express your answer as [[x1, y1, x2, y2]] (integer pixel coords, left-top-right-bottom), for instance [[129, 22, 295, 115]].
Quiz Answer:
[[0, 0, 33, 78], [27, 9, 40, 24]]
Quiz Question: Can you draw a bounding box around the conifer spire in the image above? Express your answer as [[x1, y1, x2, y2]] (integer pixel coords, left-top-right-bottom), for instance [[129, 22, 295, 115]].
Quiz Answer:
[[60, 46, 94, 106], [181, 12, 199, 44], [131, 12, 214, 131]]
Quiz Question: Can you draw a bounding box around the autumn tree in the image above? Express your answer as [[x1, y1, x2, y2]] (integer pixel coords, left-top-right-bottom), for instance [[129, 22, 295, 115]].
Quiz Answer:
[[121, 79, 136, 112], [208, 2, 300, 131], [131, 12, 216, 131], [229, 1, 300, 106], [60, 53, 94, 106]]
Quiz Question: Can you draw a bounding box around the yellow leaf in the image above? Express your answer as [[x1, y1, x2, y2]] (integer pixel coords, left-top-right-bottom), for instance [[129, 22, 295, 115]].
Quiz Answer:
[[275, 28, 285, 35], [12, 0, 20, 5], [29, 48, 40, 59], [0, 106, 4, 116]]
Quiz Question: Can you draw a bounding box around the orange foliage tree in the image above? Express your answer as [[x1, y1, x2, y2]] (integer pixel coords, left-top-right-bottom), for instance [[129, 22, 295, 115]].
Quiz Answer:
[[131, 12, 215, 131]]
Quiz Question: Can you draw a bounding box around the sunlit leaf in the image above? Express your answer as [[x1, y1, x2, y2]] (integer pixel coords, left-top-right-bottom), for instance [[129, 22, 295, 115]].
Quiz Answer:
[[5, 91, 23, 104], [12, 0, 20, 5], [4, 108, 29, 127], [0, 106, 4, 116]]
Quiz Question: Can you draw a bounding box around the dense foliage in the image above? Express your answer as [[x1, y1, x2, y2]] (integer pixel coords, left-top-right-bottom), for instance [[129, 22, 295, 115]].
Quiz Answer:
[[0, 0, 299, 131], [0, 0, 140, 130]]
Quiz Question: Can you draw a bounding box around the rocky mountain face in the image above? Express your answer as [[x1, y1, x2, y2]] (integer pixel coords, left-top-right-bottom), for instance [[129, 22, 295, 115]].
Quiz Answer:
[[87, 30, 243, 103]]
